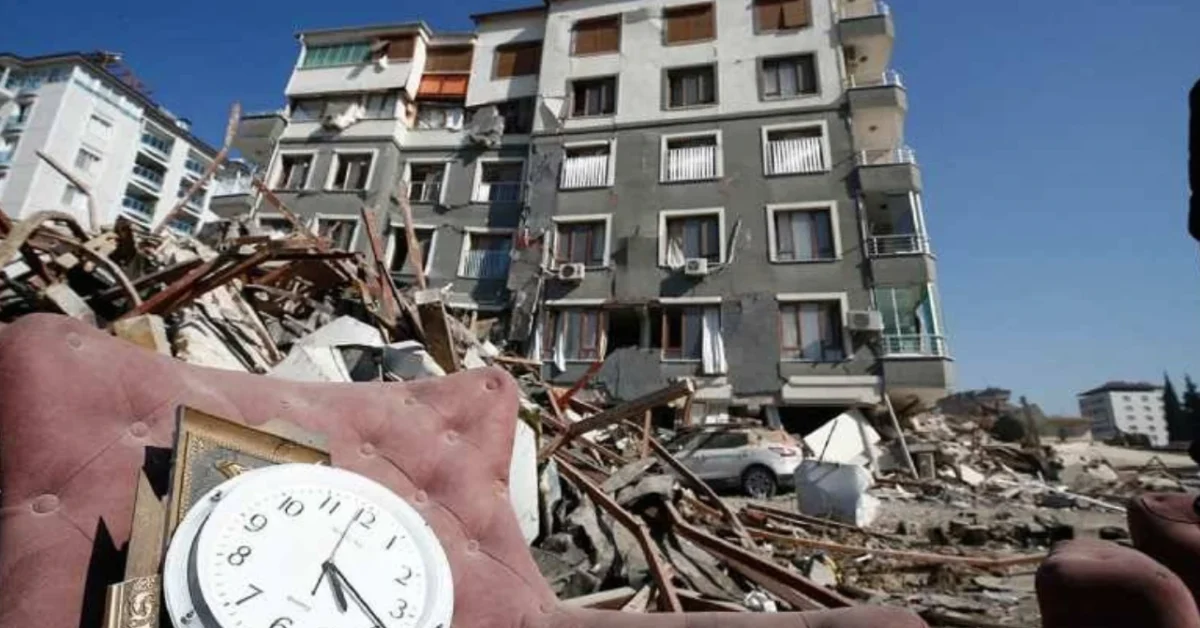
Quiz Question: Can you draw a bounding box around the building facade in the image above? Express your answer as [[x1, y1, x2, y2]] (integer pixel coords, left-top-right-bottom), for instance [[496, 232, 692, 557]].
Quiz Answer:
[[0, 53, 219, 233], [1078, 382, 1167, 447], [230, 0, 952, 420]]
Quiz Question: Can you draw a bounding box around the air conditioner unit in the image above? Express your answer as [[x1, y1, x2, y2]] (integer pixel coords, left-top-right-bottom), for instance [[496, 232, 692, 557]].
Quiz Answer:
[[683, 258, 709, 277], [557, 263, 586, 281], [846, 310, 884, 333]]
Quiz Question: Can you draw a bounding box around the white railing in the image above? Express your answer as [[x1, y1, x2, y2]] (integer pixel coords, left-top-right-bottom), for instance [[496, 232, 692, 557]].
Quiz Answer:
[[882, 334, 946, 357], [767, 136, 825, 175], [561, 154, 609, 189], [132, 165, 164, 190], [856, 146, 916, 167], [664, 145, 716, 182], [121, 196, 153, 219], [867, 234, 926, 256], [846, 70, 904, 90], [409, 180, 442, 203], [477, 181, 522, 203], [840, 0, 889, 20], [212, 173, 253, 197], [462, 250, 511, 279]]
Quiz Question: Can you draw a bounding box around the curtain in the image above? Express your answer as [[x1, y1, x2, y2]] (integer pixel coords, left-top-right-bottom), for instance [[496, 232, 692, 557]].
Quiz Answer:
[[666, 234, 686, 269], [552, 315, 567, 372], [701, 307, 727, 374]]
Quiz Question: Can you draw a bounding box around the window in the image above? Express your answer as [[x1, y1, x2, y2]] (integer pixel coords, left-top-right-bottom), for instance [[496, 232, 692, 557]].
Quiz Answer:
[[363, 92, 398, 118], [276, 154, 313, 189], [407, 163, 447, 203], [258, 217, 293, 240], [662, 134, 720, 182], [555, 219, 609, 267], [770, 205, 836, 261], [291, 98, 324, 122], [761, 54, 818, 99], [873, 285, 944, 356], [780, 301, 846, 362], [663, 212, 722, 264], [544, 309, 606, 361], [572, 16, 621, 55], [460, 232, 513, 279], [379, 35, 415, 60], [764, 126, 827, 175], [389, 226, 435, 275], [754, 0, 812, 32], [74, 148, 100, 175], [662, 306, 716, 360], [667, 66, 716, 108], [494, 42, 542, 78], [87, 115, 113, 141], [699, 431, 749, 450], [329, 153, 373, 190], [572, 77, 617, 117], [561, 143, 612, 189], [315, 217, 358, 250], [61, 184, 87, 213], [665, 3, 715, 44], [475, 161, 523, 203], [14, 103, 31, 124], [184, 154, 207, 176], [424, 46, 473, 73], [497, 98, 535, 134], [415, 103, 465, 130], [302, 42, 371, 69]]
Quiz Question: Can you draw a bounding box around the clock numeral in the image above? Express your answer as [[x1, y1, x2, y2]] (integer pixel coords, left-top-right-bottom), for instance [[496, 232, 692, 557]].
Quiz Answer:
[[319, 495, 342, 515], [358, 510, 376, 530], [395, 566, 413, 586], [269, 618, 294, 628], [227, 545, 253, 566], [235, 584, 263, 605], [390, 598, 408, 619], [278, 496, 305, 517], [386, 535, 397, 550], [244, 514, 268, 533]]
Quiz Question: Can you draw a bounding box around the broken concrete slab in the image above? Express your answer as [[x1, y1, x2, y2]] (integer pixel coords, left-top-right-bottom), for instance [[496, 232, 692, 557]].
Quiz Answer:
[[269, 346, 353, 383], [795, 460, 880, 527], [802, 409, 882, 467], [295, 315, 384, 349], [112, 314, 170, 355]]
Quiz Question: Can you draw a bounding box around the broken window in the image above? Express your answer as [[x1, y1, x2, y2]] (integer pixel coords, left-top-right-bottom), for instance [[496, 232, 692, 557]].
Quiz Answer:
[[497, 98, 535, 134], [667, 65, 716, 108], [544, 309, 606, 363], [390, 227, 435, 275], [663, 135, 719, 182], [606, 308, 642, 355], [330, 153, 373, 190], [753, 0, 812, 32], [315, 217, 358, 250], [291, 98, 324, 122], [662, 306, 713, 361], [779, 301, 845, 362], [665, 213, 721, 265], [765, 126, 826, 175], [276, 154, 313, 189], [773, 207, 835, 261], [407, 163, 446, 203], [461, 232, 512, 279], [760, 54, 818, 99], [572, 16, 621, 55], [555, 220, 608, 266], [560, 144, 611, 189], [571, 77, 617, 117], [415, 103, 465, 130], [475, 162, 523, 203], [873, 285, 944, 356], [258, 217, 292, 240], [665, 3, 715, 44], [494, 42, 542, 78]]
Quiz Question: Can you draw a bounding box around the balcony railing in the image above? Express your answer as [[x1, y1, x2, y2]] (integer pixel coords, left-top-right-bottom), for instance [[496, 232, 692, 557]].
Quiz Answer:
[[461, 249, 511, 280], [845, 70, 904, 90], [882, 334, 947, 357], [409, 180, 443, 203], [561, 154, 610, 189], [867, 234, 927, 257], [856, 146, 917, 167], [212, 172, 253, 197], [132, 165, 164, 190], [121, 196, 153, 219], [664, 145, 716, 182], [140, 133, 174, 159], [0, 152, 11, 167], [477, 181, 522, 203], [766, 136, 826, 175], [840, 0, 889, 20], [4, 116, 27, 132]]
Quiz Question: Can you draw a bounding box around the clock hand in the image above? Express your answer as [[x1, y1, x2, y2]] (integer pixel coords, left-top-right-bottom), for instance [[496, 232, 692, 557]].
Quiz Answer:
[[321, 561, 349, 613], [329, 562, 387, 628], [311, 507, 364, 596]]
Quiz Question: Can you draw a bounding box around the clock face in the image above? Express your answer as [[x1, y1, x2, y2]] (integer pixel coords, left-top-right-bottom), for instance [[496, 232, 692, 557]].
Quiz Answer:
[[166, 464, 453, 628]]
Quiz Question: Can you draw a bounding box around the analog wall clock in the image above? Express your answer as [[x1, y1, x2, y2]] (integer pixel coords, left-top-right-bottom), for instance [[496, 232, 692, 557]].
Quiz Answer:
[[163, 464, 454, 628]]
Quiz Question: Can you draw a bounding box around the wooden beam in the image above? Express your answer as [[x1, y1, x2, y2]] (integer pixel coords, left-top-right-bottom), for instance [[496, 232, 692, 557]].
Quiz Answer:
[[538, 379, 694, 463], [359, 205, 397, 326], [414, 288, 461, 373], [394, 182, 427, 290]]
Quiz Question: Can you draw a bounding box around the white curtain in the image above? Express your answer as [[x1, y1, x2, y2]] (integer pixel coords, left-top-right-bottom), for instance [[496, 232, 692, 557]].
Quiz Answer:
[[529, 318, 543, 361], [701, 308, 726, 375], [552, 320, 567, 372], [666, 236, 686, 269]]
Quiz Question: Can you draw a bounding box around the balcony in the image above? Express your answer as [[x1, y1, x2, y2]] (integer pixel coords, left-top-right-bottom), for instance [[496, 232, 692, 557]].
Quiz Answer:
[[839, 1, 894, 79], [140, 133, 174, 162], [560, 154, 610, 190], [866, 234, 928, 257], [3, 116, 26, 134], [121, 196, 154, 221], [131, 165, 165, 191], [846, 71, 907, 109], [0, 152, 11, 168], [882, 334, 947, 357], [856, 146, 921, 192], [461, 249, 511, 280], [663, 144, 717, 182]]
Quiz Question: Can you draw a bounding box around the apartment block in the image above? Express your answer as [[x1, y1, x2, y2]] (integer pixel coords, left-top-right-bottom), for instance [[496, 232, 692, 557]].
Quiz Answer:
[[1078, 382, 1167, 447], [229, 0, 952, 423], [0, 52, 219, 234]]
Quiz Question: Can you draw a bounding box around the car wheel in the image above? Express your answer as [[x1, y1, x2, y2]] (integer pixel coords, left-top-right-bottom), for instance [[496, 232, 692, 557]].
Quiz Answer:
[[741, 465, 777, 500]]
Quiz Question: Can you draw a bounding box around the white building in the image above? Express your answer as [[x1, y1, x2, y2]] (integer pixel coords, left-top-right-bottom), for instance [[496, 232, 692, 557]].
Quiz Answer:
[[0, 52, 219, 234], [1078, 381, 1167, 447]]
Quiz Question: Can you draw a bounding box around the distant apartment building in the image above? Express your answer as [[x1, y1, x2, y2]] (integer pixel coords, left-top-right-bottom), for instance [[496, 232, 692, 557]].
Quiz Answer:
[[1078, 381, 1167, 447], [227, 0, 952, 420], [0, 52, 220, 234]]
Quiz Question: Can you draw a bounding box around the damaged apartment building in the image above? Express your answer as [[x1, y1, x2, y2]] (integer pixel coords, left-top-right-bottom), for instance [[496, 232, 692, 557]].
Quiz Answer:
[[219, 0, 952, 426]]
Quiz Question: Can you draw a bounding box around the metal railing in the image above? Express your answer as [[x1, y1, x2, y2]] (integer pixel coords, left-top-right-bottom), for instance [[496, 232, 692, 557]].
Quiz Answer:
[[845, 70, 904, 90], [461, 249, 511, 279], [212, 172, 253, 197], [184, 158, 207, 176], [856, 146, 917, 167], [664, 144, 716, 182], [121, 196, 153, 219], [409, 180, 443, 203], [132, 165, 164, 189], [840, 0, 889, 20], [140, 133, 174, 158], [766, 136, 826, 175], [882, 334, 946, 357], [866, 234, 926, 256], [4, 116, 27, 132], [478, 181, 522, 203], [561, 154, 610, 189]]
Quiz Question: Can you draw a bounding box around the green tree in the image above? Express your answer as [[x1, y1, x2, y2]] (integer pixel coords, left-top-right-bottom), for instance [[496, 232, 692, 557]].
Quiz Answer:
[[1164, 374, 1190, 442]]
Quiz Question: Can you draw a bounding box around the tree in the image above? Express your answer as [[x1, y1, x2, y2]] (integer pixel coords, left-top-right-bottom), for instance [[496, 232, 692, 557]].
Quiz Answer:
[[1185, 375, 1200, 438], [1164, 374, 1189, 442]]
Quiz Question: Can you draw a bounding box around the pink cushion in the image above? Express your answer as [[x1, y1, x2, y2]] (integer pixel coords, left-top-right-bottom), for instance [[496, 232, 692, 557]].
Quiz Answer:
[[1130, 493, 1200, 606]]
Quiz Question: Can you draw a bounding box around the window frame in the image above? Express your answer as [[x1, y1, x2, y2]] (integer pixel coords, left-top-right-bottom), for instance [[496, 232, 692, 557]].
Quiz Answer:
[[271, 150, 318, 190], [569, 75, 619, 118], [659, 297, 722, 362], [760, 120, 831, 177], [663, 2, 717, 46], [551, 214, 614, 269], [659, 130, 723, 183], [542, 307, 608, 363], [753, 0, 813, 33], [457, 227, 515, 280], [493, 41, 543, 79], [758, 53, 820, 101], [472, 158, 525, 204], [385, 222, 438, 277], [255, 214, 294, 240], [74, 146, 101, 176], [403, 159, 452, 205], [311, 214, 361, 251], [87, 114, 113, 141], [664, 64, 718, 110], [324, 149, 378, 192], [300, 41, 372, 69], [776, 292, 852, 363], [560, 139, 617, 190], [765, 201, 842, 263], [658, 207, 726, 267], [571, 15, 622, 57]]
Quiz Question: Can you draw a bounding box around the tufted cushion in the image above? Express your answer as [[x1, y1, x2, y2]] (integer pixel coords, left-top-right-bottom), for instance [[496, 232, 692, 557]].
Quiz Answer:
[[1036, 539, 1200, 628], [1129, 493, 1200, 606], [0, 314, 929, 628]]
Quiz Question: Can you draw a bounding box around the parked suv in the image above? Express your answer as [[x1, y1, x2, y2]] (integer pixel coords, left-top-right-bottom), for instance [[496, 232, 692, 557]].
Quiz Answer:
[[664, 424, 803, 499]]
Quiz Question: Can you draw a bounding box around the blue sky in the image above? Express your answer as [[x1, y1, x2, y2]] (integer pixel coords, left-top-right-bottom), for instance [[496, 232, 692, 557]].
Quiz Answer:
[[5, 1, 1198, 414]]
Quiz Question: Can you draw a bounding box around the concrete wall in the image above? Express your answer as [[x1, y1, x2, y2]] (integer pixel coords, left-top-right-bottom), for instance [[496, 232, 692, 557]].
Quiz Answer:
[[467, 13, 546, 107], [536, 0, 844, 132]]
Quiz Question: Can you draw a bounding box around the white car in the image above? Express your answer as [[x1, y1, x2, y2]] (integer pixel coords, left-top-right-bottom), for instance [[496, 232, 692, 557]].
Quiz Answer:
[[665, 425, 803, 499]]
